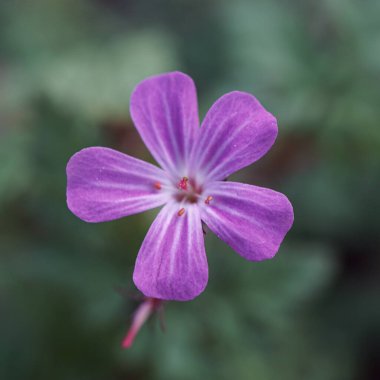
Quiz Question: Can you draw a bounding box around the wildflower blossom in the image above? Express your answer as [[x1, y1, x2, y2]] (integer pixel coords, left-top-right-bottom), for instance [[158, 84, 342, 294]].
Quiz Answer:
[[66, 71, 294, 302]]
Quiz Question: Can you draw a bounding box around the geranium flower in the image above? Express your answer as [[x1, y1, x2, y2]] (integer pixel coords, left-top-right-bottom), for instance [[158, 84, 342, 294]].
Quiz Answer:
[[66, 71, 293, 302]]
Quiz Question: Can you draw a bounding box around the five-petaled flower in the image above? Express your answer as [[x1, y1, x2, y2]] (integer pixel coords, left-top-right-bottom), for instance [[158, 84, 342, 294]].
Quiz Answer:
[[66, 71, 294, 301]]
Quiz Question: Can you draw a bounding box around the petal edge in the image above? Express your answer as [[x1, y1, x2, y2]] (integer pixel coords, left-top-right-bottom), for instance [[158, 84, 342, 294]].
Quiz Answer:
[[133, 203, 208, 301], [66, 147, 169, 222], [130, 71, 199, 175], [190, 91, 277, 181], [200, 181, 293, 261]]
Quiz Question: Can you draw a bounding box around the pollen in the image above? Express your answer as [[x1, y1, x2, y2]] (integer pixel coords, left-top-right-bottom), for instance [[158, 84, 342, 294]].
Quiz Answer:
[[178, 208, 185, 216], [178, 177, 189, 190], [154, 181, 162, 190], [205, 195, 213, 205]]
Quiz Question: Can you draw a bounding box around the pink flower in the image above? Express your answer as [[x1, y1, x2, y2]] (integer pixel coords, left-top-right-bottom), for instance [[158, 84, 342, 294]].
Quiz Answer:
[[66, 72, 294, 301]]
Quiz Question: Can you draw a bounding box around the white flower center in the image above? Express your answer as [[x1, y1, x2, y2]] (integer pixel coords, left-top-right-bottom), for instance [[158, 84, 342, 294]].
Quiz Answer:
[[153, 176, 213, 216]]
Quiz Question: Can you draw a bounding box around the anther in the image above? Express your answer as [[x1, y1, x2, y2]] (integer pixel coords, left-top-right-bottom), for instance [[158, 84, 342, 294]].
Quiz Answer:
[[178, 177, 189, 191], [178, 208, 185, 216], [205, 195, 213, 205], [154, 181, 162, 190]]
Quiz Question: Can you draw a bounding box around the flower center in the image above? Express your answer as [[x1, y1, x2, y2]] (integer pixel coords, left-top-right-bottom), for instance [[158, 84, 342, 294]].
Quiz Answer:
[[152, 177, 214, 217], [175, 176, 203, 204]]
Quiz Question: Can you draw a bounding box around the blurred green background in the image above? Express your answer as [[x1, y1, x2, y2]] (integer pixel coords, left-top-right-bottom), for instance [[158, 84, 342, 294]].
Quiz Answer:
[[1, 1, 380, 379]]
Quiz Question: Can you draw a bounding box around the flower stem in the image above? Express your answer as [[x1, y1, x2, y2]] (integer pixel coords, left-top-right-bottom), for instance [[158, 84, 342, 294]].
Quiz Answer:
[[122, 297, 162, 349]]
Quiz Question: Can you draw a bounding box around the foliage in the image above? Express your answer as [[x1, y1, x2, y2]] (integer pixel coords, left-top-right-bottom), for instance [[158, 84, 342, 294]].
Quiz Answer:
[[1, 1, 379, 379]]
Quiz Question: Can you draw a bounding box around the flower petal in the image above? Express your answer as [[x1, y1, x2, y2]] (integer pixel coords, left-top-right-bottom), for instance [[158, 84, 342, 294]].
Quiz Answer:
[[133, 203, 208, 301], [190, 91, 277, 181], [200, 181, 293, 261], [66, 147, 169, 222], [130, 72, 199, 175]]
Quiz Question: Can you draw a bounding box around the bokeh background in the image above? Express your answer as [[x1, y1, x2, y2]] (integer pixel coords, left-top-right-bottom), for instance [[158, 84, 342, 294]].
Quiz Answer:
[[1, 1, 380, 379]]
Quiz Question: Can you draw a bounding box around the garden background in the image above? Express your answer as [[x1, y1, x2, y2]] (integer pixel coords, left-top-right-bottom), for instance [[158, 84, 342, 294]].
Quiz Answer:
[[1, 1, 379, 379]]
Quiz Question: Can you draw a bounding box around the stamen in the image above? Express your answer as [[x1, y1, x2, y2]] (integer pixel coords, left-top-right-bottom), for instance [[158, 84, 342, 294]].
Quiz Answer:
[[178, 208, 185, 216], [178, 177, 189, 191], [205, 195, 213, 205], [154, 181, 162, 190]]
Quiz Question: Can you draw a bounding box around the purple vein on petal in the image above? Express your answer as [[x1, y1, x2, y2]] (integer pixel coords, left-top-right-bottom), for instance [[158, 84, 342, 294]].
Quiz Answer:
[[161, 91, 181, 169], [201, 120, 253, 176], [66, 147, 169, 222], [130, 72, 199, 177], [147, 94, 178, 174], [133, 203, 208, 301], [200, 181, 293, 261], [190, 91, 277, 181]]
